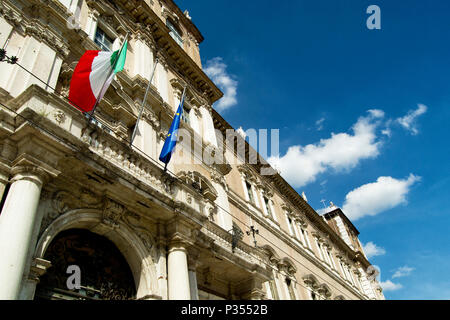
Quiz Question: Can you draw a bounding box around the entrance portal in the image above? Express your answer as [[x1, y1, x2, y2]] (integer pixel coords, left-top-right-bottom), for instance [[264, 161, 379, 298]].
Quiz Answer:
[[35, 229, 136, 300]]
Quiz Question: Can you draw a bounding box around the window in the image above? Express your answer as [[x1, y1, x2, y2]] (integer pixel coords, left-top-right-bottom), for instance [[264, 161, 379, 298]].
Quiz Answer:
[[302, 229, 312, 250], [339, 261, 348, 280], [285, 278, 296, 300], [355, 275, 363, 291], [94, 27, 114, 51], [166, 20, 183, 47], [266, 280, 278, 300], [327, 250, 337, 269], [245, 181, 254, 203], [315, 239, 324, 260], [348, 268, 356, 286], [286, 215, 294, 236], [181, 105, 190, 125], [264, 196, 273, 218]]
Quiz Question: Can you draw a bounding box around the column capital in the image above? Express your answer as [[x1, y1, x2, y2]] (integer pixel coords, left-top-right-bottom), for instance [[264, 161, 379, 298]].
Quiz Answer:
[[10, 155, 60, 186], [27, 258, 52, 284], [166, 216, 201, 246], [168, 239, 189, 254]]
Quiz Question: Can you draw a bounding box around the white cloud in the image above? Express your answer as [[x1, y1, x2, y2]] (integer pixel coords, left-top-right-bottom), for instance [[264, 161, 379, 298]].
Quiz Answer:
[[368, 109, 385, 118], [204, 57, 238, 112], [316, 206, 334, 215], [236, 126, 246, 138], [380, 280, 403, 291], [316, 117, 325, 131], [363, 242, 386, 259], [342, 174, 420, 221], [268, 110, 383, 188], [396, 104, 427, 135], [381, 128, 392, 137], [392, 266, 414, 279]]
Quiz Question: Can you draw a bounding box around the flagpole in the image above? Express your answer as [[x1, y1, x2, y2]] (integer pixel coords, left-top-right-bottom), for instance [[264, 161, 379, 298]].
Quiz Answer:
[[130, 57, 159, 146], [88, 32, 129, 121]]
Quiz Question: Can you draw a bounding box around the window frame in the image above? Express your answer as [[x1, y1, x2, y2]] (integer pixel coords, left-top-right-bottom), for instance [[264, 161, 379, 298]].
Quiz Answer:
[[94, 26, 114, 52], [263, 196, 273, 218], [166, 19, 183, 47], [245, 180, 254, 204], [181, 104, 191, 125], [285, 278, 296, 300]]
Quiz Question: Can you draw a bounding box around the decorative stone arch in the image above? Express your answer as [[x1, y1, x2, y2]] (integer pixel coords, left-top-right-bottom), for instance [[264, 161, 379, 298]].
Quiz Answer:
[[302, 274, 319, 289], [87, 0, 130, 35], [279, 257, 297, 277], [237, 164, 258, 184], [177, 170, 218, 202], [259, 244, 280, 267], [34, 209, 160, 300], [303, 274, 333, 300], [161, 5, 181, 26], [317, 283, 332, 300], [302, 273, 320, 300]]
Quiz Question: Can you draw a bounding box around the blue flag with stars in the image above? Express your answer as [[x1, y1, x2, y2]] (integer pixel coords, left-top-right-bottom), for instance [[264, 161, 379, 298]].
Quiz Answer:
[[159, 90, 186, 166]]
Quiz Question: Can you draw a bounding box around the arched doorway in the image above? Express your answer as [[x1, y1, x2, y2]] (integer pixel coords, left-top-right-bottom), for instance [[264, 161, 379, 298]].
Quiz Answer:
[[35, 229, 136, 300]]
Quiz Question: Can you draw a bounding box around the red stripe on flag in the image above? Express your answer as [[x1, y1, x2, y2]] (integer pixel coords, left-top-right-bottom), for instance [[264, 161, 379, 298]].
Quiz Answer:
[[69, 50, 100, 113]]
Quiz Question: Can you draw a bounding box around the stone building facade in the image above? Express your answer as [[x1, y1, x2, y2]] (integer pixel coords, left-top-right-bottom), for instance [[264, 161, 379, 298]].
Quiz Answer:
[[0, 0, 384, 300]]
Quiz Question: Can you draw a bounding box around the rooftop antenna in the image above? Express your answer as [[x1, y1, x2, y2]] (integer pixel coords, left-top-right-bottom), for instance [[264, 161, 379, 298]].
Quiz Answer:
[[320, 199, 327, 209]]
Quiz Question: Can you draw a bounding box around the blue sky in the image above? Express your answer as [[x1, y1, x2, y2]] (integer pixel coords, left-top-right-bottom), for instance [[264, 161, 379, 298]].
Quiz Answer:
[[176, 0, 450, 299]]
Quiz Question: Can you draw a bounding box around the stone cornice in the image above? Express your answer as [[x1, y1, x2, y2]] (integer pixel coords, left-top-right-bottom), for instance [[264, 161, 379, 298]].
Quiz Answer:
[[114, 0, 223, 104]]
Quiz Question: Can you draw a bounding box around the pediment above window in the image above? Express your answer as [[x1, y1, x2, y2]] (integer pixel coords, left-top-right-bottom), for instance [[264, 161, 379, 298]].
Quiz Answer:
[[259, 244, 280, 266], [177, 171, 218, 202]]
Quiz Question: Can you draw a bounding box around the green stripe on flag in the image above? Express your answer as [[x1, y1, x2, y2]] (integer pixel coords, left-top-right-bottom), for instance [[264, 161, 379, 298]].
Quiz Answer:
[[110, 40, 128, 73]]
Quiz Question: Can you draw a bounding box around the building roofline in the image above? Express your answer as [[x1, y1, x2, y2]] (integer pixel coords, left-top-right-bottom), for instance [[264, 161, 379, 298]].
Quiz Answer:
[[323, 208, 360, 236]]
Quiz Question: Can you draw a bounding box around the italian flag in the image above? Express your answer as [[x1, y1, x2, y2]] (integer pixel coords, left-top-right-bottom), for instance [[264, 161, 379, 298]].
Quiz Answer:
[[69, 40, 128, 113]]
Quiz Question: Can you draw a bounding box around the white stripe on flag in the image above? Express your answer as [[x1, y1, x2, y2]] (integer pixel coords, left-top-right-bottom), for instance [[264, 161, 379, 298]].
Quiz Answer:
[[89, 51, 114, 100]]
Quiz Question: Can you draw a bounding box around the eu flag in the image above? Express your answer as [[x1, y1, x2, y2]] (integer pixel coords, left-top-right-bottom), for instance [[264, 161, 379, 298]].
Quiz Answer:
[[159, 89, 186, 166]]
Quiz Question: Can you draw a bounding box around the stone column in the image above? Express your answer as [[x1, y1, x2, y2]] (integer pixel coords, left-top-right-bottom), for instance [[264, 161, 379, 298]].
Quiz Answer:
[[0, 167, 47, 299], [167, 241, 191, 300], [187, 251, 200, 300]]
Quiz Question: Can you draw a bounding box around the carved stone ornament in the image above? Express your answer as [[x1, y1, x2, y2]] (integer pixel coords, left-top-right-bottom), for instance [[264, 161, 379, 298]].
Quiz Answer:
[[210, 169, 229, 191], [122, 212, 157, 257], [102, 198, 126, 229], [143, 109, 160, 129], [237, 165, 256, 183], [28, 258, 52, 283], [53, 110, 66, 124], [204, 201, 217, 221]]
